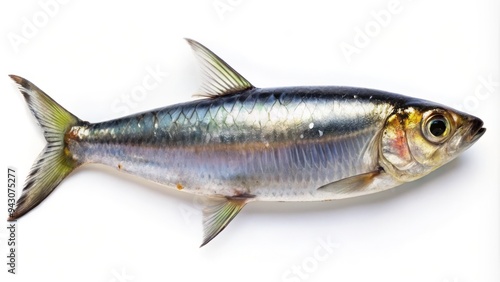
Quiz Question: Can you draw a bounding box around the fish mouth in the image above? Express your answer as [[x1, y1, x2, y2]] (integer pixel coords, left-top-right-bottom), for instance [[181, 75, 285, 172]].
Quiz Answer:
[[447, 117, 485, 155], [469, 118, 486, 143]]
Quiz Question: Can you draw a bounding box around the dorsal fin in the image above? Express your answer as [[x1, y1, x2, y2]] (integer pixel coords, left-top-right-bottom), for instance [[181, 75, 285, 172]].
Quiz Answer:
[[185, 38, 254, 98]]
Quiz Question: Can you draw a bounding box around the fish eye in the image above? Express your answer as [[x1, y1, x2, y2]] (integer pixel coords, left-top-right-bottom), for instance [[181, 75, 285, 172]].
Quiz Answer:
[[428, 117, 447, 137], [422, 113, 451, 143]]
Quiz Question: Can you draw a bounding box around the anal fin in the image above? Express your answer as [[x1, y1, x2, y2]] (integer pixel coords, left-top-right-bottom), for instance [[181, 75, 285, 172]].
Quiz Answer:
[[201, 195, 253, 247]]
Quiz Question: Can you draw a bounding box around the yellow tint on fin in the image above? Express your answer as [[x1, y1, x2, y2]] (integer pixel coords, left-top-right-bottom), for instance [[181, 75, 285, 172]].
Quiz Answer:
[[200, 195, 253, 247], [185, 39, 254, 98]]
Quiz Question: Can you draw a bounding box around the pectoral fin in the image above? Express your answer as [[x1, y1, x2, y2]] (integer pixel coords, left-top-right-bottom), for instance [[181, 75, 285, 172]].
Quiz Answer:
[[317, 168, 402, 198], [201, 195, 253, 247]]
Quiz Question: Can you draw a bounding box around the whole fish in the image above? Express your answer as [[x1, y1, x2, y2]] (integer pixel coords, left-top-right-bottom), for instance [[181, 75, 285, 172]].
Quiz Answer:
[[8, 39, 485, 246]]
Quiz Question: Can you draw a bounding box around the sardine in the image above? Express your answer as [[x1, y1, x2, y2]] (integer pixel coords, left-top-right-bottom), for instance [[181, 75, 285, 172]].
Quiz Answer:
[[8, 39, 486, 246]]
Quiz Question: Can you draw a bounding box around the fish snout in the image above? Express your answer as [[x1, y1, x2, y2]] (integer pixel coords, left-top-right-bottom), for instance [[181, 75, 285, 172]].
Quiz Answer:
[[468, 117, 486, 143]]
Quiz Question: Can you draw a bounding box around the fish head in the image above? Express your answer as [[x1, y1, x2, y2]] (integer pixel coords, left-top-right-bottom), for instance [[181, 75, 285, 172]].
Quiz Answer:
[[380, 103, 486, 182]]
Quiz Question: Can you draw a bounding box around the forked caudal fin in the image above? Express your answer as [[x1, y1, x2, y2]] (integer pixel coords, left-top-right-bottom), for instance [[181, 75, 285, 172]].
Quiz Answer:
[[8, 75, 82, 221]]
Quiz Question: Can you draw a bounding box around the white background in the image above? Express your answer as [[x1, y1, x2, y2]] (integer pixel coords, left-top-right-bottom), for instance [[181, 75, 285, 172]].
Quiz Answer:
[[1, 0, 499, 281]]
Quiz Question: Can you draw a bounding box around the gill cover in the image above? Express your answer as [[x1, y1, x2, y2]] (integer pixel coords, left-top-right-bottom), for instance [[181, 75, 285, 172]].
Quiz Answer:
[[381, 112, 412, 172]]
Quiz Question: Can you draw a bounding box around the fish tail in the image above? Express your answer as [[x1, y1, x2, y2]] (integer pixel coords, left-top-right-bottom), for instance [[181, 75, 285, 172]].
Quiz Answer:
[[8, 75, 83, 221]]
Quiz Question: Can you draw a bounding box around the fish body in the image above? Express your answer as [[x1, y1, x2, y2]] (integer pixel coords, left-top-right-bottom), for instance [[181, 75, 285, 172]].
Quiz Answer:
[[9, 39, 485, 246], [70, 86, 393, 202]]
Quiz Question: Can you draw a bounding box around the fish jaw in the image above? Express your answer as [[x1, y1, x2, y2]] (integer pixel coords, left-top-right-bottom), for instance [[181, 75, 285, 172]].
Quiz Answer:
[[446, 116, 485, 156]]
